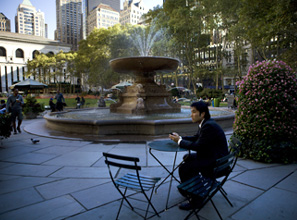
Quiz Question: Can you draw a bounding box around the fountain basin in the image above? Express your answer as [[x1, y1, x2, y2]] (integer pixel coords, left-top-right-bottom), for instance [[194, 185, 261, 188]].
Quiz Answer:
[[44, 108, 235, 136], [110, 56, 180, 74]]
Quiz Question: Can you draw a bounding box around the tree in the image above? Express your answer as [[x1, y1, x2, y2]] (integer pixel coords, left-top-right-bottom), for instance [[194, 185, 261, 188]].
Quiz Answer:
[[76, 25, 134, 92], [26, 53, 55, 84], [238, 0, 297, 69], [161, 0, 212, 93], [64, 52, 77, 93], [54, 51, 67, 91]]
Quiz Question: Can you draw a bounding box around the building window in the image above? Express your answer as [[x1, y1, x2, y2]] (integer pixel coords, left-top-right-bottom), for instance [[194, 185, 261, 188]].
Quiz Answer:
[[16, 49, 24, 58], [0, 47, 6, 56]]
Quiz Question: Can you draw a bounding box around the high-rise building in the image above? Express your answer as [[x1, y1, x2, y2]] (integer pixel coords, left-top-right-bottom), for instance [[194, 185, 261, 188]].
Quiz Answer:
[[87, 3, 119, 34], [87, 0, 120, 14], [15, 0, 46, 37], [56, 0, 83, 51], [120, 0, 147, 25], [82, 0, 120, 38], [0, 13, 11, 32]]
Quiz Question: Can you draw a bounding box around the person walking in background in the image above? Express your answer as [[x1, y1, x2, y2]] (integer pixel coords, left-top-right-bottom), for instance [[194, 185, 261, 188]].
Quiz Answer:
[[6, 89, 24, 134], [75, 94, 81, 109], [81, 96, 85, 108], [55, 90, 65, 111]]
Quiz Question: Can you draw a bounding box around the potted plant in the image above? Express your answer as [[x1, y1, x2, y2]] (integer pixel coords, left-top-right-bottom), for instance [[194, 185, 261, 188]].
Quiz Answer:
[[23, 95, 44, 119], [0, 113, 12, 139]]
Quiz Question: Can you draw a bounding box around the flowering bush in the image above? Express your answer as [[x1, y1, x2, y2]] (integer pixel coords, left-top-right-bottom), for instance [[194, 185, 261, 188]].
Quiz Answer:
[[233, 60, 297, 163]]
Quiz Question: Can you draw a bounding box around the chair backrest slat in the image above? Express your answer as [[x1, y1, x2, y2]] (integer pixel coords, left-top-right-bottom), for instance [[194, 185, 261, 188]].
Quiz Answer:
[[105, 160, 141, 170], [216, 152, 234, 165], [103, 152, 139, 162], [214, 159, 233, 173]]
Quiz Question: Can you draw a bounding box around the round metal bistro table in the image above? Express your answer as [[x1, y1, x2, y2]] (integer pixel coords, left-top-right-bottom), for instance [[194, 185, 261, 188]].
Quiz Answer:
[[148, 139, 189, 210]]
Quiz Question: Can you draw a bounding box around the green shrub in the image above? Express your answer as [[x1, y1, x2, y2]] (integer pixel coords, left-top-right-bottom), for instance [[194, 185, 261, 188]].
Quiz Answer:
[[23, 95, 44, 115], [234, 60, 297, 163], [170, 88, 180, 97], [197, 88, 223, 99]]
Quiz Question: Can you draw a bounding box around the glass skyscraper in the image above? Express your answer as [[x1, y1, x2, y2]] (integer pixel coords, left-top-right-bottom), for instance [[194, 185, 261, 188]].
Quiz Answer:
[[56, 0, 83, 50], [15, 0, 46, 37]]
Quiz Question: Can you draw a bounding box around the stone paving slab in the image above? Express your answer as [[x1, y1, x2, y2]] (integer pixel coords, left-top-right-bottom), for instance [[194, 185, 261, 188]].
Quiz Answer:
[[36, 178, 108, 200], [71, 182, 122, 210], [34, 145, 82, 155], [0, 176, 59, 194], [48, 166, 112, 178], [232, 164, 297, 190], [0, 146, 40, 160], [0, 195, 85, 220], [74, 143, 116, 153], [236, 159, 283, 170], [66, 200, 141, 220], [0, 163, 61, 177], [3, 152, 58, 165], [275, 171, 297, 193], [43, 151, 102, 166], [230, 187, 297, 220], [0, 188, 43, 213]]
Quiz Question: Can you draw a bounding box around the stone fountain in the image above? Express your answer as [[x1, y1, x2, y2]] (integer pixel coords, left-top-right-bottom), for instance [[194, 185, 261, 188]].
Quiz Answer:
[[42, 24, 235, 139], [109, 56, 181, 115]]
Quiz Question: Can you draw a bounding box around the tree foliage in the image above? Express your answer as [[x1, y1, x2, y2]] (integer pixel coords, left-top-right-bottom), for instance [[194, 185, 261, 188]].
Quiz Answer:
[[76, 24, 135, 90]]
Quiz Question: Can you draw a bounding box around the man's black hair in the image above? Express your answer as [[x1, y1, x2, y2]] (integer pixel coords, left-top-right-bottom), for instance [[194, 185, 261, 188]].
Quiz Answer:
[[1, 100, 5, 103], [190, 101, 211, 120]]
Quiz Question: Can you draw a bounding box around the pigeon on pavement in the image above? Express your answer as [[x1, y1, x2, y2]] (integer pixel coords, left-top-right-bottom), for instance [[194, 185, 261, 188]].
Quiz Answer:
[[31, 138, 40, 144]]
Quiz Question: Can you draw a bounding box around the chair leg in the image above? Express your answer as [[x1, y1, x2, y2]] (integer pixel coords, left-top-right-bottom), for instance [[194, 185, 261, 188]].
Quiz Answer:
[[219, 188, 233, 207], [142, 187, 160, 218], [116, 188, 130, 220], [184, 209, 200, 220], [210, 199, 223, 220], [220, 187, 228, 195]]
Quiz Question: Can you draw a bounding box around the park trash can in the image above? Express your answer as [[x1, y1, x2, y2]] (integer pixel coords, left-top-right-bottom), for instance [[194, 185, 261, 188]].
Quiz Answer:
[[212, 100, 214, 107], [214, 98, 220, 107]]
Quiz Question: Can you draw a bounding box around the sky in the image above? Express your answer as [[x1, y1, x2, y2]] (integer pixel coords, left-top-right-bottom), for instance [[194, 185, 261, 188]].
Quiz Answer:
[[0, 0, 163, 40]]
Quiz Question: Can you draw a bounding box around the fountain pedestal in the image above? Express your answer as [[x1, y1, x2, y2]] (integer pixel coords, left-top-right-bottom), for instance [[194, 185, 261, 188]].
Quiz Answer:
[[109, 56, 181, 114]]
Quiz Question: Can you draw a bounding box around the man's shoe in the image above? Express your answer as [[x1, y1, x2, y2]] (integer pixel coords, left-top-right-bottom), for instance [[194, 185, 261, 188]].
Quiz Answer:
[[178, 202, 193, 210], [13, 131, 17, 135], [17, 127, 21, 133]]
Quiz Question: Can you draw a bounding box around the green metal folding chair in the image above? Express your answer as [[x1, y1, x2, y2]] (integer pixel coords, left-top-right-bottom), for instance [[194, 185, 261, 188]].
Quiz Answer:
[[103, 152, 161, 219], [177, 148, 239, 220]]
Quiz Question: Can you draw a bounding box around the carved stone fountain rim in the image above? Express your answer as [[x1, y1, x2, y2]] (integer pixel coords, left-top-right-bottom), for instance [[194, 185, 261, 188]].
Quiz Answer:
[[109, 56, 180, 74]]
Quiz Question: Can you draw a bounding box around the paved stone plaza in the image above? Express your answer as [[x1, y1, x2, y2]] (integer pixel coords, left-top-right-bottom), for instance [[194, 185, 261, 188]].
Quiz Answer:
[[0, 118, 296, 220]]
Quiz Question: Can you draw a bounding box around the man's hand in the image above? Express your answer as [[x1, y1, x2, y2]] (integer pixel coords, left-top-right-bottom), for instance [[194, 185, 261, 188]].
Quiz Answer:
[[169, 132, 180, 143]]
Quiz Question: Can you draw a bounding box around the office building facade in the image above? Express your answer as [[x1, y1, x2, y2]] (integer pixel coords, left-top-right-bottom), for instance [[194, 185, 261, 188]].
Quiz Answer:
[[15, 0, 46, 37], [56, 0, 83, 51], [87, 4, 119, 33], [120, 0, 147, 25], [0, 13, 11, 32], [87, 0, 120, 14], [83, 0, 120, 37], [0, 32, 71, 93]]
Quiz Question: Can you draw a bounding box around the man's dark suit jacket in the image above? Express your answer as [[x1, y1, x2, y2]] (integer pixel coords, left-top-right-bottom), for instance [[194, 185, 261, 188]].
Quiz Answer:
[[180, 118, 229, 166]]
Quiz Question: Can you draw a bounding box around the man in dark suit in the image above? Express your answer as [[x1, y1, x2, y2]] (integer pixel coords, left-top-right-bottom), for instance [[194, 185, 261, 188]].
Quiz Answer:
[[169, 101, 228, 210]]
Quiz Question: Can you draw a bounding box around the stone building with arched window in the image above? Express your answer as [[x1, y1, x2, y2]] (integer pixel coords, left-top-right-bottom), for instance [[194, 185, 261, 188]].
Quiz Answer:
[[0, 31, 71, 93]]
